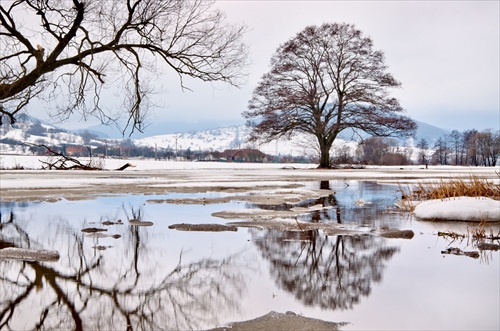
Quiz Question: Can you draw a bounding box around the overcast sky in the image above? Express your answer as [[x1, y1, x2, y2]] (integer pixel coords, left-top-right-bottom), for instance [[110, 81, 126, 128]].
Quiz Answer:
[[33, 0, 500, 136]]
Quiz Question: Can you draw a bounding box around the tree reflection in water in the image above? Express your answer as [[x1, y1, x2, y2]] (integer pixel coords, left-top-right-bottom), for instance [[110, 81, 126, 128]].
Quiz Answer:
[[0, 209, 245, 330], [250, 181, 400, 310], [253, 229, 398, 310]]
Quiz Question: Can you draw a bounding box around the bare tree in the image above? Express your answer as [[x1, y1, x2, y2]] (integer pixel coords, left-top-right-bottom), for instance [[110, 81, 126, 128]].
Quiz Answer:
[[463, 129, 479, 166], [244, 23, 415, 168], [361, 136, 389, 165], [474, 130, 499, 167], [416, 138, 429, 165], [432, 136, 449, 165], [0, 0, 248, 133], [448, 130, 463, 165]]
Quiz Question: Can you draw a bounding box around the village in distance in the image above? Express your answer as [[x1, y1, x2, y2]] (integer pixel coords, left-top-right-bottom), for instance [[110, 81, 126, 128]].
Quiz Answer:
[[0, 114, 498, 167]]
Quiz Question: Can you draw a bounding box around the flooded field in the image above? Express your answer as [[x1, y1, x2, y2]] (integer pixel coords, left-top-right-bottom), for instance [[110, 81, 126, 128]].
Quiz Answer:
[[1, 178, 498, 330]]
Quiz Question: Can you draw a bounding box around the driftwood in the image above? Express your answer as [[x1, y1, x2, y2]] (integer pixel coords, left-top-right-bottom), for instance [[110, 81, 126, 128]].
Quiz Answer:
[[115, 163, 135, 171], [26, 143, 134, 171], [33, 144, 102, 170]]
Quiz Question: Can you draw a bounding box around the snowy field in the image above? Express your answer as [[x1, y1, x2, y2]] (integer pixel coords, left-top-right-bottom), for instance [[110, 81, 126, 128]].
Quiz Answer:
[[1, 153, 498, 174], [1, 154, 499, 222]]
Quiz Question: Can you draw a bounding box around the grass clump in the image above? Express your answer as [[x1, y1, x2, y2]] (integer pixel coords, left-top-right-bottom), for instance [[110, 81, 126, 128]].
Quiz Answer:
[[398, 174, 500, 211], [404, 174, 499, 200], [0, 162, 27, 170]]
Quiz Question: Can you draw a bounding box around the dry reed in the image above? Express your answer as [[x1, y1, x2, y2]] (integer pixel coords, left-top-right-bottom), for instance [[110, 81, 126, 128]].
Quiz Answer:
[[398, 174, 500, 210], [398, 176, 500, 254]]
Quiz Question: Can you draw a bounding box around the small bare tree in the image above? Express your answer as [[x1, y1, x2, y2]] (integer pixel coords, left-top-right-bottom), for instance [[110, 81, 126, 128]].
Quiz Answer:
[[0, 0, 247, 133], [244, 23, 415, 168]]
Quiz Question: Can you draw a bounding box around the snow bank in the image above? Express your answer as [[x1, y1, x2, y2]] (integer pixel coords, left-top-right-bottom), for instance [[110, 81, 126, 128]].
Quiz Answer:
[[414, 196, 500, 222]]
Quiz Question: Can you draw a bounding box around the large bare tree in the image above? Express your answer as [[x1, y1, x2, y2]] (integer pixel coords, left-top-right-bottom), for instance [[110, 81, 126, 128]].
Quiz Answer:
[[0, 0, 247, 133], [244, 23, 416, 168]]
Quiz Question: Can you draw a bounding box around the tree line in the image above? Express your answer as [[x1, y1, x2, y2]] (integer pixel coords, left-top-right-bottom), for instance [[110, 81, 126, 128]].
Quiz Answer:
[[422, 129, 499, 167], [331, 128, 499, 167]]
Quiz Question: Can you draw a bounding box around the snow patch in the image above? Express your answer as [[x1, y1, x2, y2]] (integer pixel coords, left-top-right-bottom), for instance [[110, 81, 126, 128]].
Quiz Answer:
[[413, 196, 500, 222]]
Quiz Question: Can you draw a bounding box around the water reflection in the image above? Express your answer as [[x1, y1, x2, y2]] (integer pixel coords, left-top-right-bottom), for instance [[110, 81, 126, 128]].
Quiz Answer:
[[243, 181, 401, 311], [4, 180, 494, 330], [251, 228, 399, 310], [248, 180, 402, 226], [0, 209, 245, 330]]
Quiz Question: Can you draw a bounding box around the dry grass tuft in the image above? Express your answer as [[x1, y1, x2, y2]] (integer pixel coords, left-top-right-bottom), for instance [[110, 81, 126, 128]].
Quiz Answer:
[[0, 162, 27, 170], [400, 174, 499, 201]]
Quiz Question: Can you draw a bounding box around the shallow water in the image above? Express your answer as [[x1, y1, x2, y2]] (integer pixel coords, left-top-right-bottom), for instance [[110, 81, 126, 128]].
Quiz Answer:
[[0, 181, 498, 330]]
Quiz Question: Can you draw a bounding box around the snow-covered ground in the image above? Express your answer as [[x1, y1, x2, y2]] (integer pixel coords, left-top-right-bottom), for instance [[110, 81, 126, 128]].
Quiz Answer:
[[414, 196, 499, 222], [1, 154, 499, 222]]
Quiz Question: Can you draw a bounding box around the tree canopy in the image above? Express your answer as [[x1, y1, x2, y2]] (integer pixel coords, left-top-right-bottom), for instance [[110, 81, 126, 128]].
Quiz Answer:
[[0, 0, 248, 133], [244, 23, 416, 168]]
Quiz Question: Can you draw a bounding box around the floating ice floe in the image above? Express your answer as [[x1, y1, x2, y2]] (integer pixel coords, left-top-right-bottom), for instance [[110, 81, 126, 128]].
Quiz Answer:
[[0, 248, 60, 261]]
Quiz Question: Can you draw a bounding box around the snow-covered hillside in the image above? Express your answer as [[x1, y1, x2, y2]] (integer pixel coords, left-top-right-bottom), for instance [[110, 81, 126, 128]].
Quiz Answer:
[[0, 115, 107, 154], [133, 120, 448, 157], [134, 125, 359, 157], [2, 116, 340, 157]]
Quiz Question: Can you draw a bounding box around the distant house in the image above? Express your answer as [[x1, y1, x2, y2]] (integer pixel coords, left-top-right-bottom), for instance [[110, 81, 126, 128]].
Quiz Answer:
[[203, 148, 268, 163]]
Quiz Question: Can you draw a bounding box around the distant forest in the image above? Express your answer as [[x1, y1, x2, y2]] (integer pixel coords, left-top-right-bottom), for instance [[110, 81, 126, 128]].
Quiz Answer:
[[352, 128, 499, 167]]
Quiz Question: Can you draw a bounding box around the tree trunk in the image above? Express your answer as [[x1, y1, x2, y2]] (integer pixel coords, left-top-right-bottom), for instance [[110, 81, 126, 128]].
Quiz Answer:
[[318, 143, 332, 168]]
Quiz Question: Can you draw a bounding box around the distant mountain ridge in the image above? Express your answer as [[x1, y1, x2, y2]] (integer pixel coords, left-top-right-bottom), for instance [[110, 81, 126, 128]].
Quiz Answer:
[[1, 115, 449, 157], [133, 120, 450, 154], [412, 120, 450, 144]]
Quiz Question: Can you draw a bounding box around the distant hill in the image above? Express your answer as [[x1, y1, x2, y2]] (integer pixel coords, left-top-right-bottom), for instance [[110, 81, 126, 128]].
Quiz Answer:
[[0, 115, 110, 154], [337, 120, 449, 145], [0, 114, 451, 157], [413, 120, 450, 144], [132, 120, 449, 157]]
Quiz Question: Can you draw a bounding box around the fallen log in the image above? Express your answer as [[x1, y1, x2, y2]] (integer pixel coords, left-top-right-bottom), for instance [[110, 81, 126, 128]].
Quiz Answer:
[[115, 163, 136, 171], [25, 143, 133, 171], [32, 144, 103, 170]]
